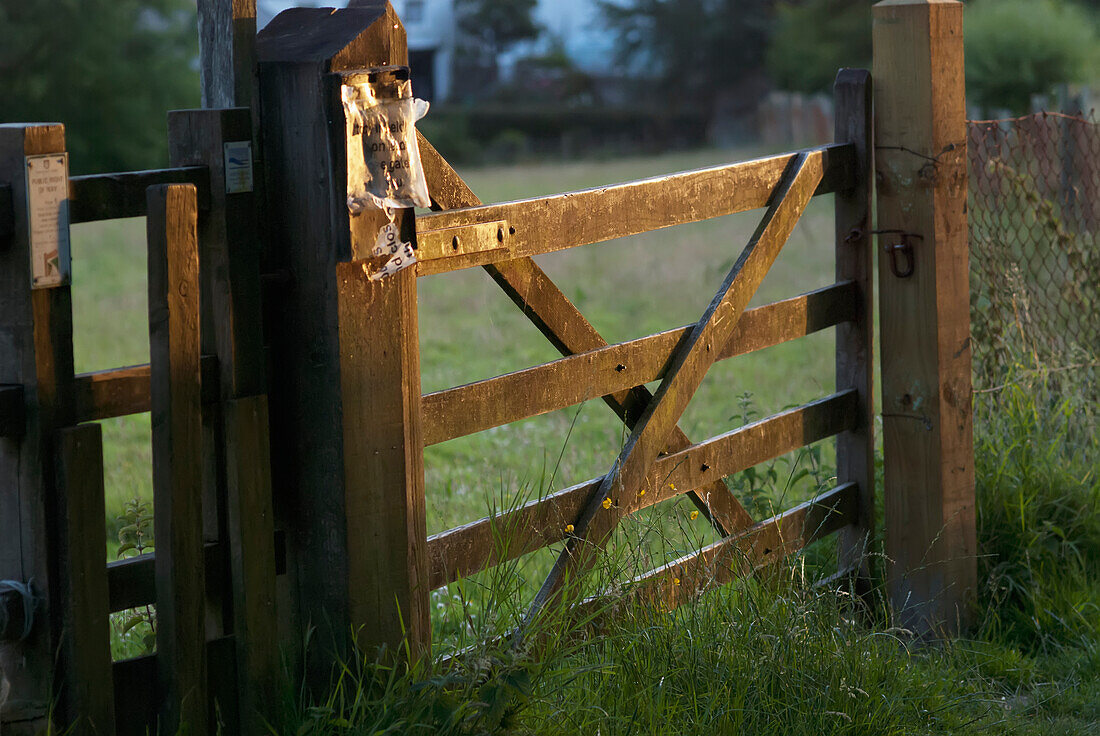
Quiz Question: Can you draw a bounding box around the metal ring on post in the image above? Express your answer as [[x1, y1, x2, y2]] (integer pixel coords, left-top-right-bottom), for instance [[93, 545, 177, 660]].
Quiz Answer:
[[0, 580, 37, 642]]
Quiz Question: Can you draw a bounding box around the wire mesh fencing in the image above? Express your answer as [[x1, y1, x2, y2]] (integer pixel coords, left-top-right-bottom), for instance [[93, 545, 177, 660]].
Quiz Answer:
[[967, 112, 1099, 392]]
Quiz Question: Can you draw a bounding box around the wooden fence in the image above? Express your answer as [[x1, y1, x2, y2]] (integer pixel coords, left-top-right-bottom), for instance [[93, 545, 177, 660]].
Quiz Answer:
[[0, 1, 975, 734]]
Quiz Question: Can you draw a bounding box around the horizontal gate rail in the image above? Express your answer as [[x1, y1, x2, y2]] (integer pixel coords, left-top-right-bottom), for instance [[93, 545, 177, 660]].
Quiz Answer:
[[428, 389, 857, 590], [623, 483, 858, 610], [423, 281, 857, 446], [415, 143, 855, 276], [72, 355, 221, 423], [69, 166, 210, 223]]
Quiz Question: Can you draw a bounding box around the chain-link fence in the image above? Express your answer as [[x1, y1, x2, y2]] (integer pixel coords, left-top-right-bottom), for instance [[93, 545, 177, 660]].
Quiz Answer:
[[967, 112, 1099, 391]]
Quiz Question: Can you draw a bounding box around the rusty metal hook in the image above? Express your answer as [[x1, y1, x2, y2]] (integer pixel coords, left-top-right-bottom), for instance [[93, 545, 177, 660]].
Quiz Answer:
[[873, 229, 923, 278]]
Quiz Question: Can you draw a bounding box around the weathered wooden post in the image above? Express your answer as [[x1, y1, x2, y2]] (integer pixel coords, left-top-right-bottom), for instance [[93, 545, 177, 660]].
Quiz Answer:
[[0, 123, 73, 736], [873, 0, 976, 634], [833, 69, 875, 586], [257, 0, 429, 684]]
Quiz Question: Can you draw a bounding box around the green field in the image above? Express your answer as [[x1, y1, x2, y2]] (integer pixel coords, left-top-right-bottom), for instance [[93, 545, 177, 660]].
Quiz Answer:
[[75, 147, 840, 554]]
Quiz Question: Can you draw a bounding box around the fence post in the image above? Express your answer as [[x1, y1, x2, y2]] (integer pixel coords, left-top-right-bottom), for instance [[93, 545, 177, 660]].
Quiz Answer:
[[873, 0, 976, 635], [148, 183, 208, 735], [257, 1, 429, 684], [833, 69, 875, 586], [0, 123, 73, 736]]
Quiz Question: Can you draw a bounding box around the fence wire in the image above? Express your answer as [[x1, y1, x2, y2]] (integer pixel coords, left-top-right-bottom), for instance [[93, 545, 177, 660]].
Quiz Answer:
[[967, 112, 1100, 390]]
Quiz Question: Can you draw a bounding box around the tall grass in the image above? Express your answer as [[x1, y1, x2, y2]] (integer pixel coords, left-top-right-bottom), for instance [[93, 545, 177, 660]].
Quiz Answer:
[[267, 363, 1100, 736], [973, 365, 1100, 653]]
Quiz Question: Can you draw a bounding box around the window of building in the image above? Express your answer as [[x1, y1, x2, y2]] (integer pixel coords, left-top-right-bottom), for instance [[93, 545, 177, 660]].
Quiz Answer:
[[405, 0, 425, 23]]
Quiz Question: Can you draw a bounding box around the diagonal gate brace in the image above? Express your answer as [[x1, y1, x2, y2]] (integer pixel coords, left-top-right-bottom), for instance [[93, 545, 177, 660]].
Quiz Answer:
[[417, 132, 754, 538], [527, 150, 824, 617]]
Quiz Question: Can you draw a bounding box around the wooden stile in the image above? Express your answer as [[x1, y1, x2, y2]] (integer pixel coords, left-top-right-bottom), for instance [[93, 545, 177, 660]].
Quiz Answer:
[[55, 423, 116, 735], [833, 69, 876, 583], [148, 183, 208, 736], [873, 0, 976, 634]]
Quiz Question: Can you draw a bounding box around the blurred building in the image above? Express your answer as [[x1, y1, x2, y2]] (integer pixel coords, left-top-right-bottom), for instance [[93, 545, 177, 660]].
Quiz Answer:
[[257, 0, 615, 103]]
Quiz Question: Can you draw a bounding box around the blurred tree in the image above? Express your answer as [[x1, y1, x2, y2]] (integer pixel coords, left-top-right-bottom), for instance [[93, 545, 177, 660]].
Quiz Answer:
[[766, 0, 872, 94], [598, 0, 774, 112], [966, 0, 1098, 113], [455, 0, 540, 62], [0, 0, 199, 174]]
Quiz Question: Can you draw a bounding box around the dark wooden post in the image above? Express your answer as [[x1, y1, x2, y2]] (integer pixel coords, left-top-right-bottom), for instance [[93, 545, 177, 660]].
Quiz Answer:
[[55, 423, 116, 735], [198, 0, 258, 111], [873, 0, 976, 634], [0, 123, 73, 736], [833, 69, 875, 585], [148, 184, 208, 735], [168, 107, 279, 735], [257, 0, 429, 682]]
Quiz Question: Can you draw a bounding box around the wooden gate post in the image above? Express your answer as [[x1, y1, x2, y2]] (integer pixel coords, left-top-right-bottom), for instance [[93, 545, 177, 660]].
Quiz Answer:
[[257, 0, 428, 684], [873, 0, 976, 635], [833, 69, 875, 586], [0, 123, 73, 736]]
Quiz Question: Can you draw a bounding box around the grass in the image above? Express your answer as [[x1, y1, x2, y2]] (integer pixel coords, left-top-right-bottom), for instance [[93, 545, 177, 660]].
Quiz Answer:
[[269, 366, 1100, 736], [71, 148, 1099, 733]]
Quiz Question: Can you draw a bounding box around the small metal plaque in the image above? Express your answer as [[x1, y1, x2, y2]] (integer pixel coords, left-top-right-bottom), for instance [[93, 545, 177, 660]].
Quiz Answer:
[[24, 153, 71, 288], [223, 141, 254, 194]]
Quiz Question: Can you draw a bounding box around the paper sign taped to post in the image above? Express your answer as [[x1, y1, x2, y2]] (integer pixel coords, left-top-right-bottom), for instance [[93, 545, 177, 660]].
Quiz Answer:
[[366, 221, 417, 280]]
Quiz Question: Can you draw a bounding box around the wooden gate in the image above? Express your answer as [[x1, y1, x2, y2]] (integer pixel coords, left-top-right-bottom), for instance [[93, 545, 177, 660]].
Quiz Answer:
[[256, 4, 875, 665], [0, 1, 976, 734]]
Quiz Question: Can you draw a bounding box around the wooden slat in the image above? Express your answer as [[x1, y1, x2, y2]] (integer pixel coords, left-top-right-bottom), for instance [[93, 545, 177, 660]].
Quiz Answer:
[[428, 390, 856, 590], [224, 396, 280, 733], [423, 281, 856, 445], [107, 542, 226, 614], [833, 69, 876, 584], [0, 384, 24, 438], [72, 354, 220, 423], [148, 183, 207, 735], [529, 151, 824, 615], [414, 143, 853, 276], [440, 483, 858, 670], [419, 131, 753, 553], [626, 483, 859, 610], [56, 424, 116, 735], [113, 636, 237, 736], [69, 167, 209, 223]]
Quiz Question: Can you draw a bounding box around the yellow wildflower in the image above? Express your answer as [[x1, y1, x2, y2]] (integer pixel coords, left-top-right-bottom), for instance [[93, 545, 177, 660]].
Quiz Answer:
[[690, 510, 700, 521], [565, 524, 574, 534], [602, 497, 613, 510], [638, 489, 646, 498], [669, 483, 677, 491], [673, 578, 681, 586]]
